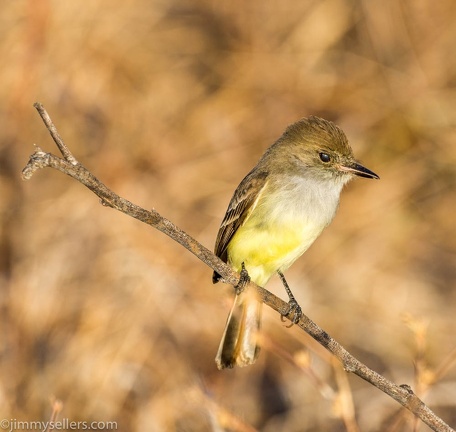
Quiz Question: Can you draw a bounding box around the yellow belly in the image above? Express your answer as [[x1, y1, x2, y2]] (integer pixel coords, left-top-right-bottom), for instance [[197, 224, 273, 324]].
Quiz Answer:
[[227, 216, 324, 287]]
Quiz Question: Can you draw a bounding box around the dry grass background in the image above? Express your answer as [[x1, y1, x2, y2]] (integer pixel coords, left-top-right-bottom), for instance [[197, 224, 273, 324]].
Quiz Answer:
[[1, 0, 456, 431]]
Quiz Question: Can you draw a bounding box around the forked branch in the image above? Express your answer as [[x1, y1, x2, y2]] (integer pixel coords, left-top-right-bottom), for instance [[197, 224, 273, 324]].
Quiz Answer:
[[22, 103, 454, 432]]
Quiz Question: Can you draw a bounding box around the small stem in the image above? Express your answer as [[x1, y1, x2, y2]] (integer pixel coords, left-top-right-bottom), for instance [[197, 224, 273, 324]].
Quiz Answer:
[[33, 102, 78, 165]]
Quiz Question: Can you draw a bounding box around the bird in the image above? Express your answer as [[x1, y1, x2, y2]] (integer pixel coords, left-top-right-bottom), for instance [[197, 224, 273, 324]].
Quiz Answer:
[[212, 116, 379, 369]]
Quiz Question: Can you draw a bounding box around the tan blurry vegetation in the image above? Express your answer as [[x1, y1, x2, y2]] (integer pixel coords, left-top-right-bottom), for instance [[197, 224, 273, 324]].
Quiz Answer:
[[2, 0, 456, 431]]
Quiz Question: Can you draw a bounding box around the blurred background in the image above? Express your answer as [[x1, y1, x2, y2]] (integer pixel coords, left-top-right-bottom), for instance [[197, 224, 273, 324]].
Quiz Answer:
[[1, 0, 456, 430]]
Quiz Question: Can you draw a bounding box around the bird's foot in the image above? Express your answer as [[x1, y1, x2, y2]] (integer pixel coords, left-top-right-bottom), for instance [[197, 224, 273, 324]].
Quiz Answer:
[[235, 262, 250, 295], [277, 270, 302, 327], [280, 298, 302, 328]]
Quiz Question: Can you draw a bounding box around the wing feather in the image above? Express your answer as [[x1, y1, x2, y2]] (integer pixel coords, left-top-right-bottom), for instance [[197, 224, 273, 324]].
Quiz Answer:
[[213, 170, 269, 283]]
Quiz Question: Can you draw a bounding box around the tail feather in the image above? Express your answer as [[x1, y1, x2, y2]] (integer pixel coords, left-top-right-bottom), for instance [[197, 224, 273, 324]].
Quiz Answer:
[[215, 289, 262, 369]]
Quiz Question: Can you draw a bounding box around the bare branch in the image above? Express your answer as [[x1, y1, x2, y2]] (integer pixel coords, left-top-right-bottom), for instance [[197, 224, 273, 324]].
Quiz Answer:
[[22, 103, 454, 432]]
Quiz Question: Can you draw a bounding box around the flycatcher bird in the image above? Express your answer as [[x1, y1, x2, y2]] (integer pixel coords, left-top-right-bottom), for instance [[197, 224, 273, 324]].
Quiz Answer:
[[212, 116, 379, 369]]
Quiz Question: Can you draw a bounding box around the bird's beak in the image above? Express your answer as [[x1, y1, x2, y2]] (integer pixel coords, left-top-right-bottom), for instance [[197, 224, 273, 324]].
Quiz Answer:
[[339, 162, 379, 179]]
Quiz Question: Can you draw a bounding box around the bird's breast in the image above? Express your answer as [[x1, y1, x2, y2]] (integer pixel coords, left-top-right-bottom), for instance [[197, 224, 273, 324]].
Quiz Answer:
[[226, 175, 343, 285]]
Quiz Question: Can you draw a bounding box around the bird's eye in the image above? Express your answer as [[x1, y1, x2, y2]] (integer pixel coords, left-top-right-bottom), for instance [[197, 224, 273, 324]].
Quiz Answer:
[[319, 152, 331, 163]]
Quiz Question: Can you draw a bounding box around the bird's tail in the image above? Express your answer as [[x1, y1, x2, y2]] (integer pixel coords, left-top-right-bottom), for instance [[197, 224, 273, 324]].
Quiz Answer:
[[215, 288, 262, 369]]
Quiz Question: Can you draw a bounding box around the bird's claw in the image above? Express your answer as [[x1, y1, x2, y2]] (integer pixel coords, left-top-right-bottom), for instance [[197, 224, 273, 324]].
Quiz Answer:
[[235, 262, 250, 295], [281, 299, 302, 328]]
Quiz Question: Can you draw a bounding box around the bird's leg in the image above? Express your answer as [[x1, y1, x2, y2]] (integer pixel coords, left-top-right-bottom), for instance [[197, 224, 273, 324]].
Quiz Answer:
[[277, 271, 302, 327], [235, 262, 251, 295]]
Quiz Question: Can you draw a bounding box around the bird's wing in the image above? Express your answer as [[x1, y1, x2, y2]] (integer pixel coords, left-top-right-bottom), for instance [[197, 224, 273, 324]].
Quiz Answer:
[[213, 170, 269, 282]]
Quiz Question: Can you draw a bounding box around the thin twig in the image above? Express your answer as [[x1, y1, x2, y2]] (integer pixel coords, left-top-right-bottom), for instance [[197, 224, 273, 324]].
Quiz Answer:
[[22, 103, 455, 432], [33, 102, 78, 165], [43, 398, 63, 432]]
